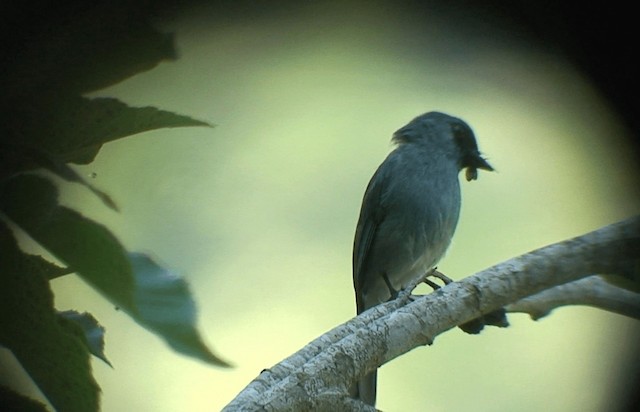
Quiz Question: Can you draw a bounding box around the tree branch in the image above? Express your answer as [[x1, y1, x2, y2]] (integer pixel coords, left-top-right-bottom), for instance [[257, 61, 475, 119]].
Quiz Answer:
[[507, 275, 640, 320], [223, 216, 640, 411]]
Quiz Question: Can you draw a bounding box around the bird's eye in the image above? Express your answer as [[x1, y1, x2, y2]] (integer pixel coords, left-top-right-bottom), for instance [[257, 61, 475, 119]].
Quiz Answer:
[[451, 122, 478, 152]]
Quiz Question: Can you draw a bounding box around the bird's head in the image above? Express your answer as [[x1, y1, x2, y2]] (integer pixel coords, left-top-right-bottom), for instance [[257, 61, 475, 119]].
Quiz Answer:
[[392, 111, 493, 181]]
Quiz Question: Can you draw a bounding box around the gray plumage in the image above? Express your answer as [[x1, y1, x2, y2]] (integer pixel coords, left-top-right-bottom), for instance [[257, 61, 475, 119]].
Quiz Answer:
[[351, 111, 494, 406]]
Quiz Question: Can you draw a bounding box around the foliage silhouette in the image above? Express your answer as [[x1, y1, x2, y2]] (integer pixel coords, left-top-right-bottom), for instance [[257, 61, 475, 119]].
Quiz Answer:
[[0, 2, 226, 410]]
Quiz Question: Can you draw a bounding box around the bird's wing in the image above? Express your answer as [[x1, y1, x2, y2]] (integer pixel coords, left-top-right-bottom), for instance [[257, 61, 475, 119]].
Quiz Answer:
[[353, 163, 389, 313]]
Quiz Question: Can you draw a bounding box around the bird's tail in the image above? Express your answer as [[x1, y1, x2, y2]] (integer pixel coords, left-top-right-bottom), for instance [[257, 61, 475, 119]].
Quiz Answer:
[[460, 307, 509, 334]]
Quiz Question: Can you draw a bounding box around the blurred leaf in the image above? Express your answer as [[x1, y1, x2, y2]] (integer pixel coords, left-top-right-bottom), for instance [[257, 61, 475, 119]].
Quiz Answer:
[[130, 253, 231, 366], [0, 143, 119, 210], [2, 2, 177, 97], [0, 174, 229, 366], [0, 174, 136, 310], [0, 221, 100, 411], [3, 95, 212, 166], [0, 385, 49, 412], [24, 254, 72, 280], [58, 311, 112, 367]]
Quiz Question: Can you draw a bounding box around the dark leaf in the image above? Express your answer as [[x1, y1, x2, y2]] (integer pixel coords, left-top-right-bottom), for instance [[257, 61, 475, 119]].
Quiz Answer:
[[3, 95, 212, 166], [130, 253, 231, 366], [0, 385, 49, 412], [0, 221, 100, 411], [0, 174, 229, 366], [58, 311, 112, 367], [0, 143, 119, 211], [0, 174, 135, 310], [24, 254, 72, 280], [2, 2, 177, 97]]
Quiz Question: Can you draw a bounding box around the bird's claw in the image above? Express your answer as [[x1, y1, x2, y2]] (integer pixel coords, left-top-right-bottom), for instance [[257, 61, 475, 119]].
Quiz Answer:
[[430, 268, 454, 285], [396, 285, 417, 305], [420, 267, 454, 291], [384, 273, 418, 305], [382, 273, 399, 300]]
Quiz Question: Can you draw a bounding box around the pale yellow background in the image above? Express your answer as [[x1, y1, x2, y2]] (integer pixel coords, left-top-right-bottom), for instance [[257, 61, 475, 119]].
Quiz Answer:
[[10, 2, 640, 411]]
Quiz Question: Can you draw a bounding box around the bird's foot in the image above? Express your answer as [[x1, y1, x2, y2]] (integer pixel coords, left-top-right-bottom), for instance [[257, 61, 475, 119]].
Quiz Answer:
[[396, 285, 417, 305], [429, 268, 454, 285], [423, 269, 510, 333], [384, 273, 418, 306], [419, 267, 454, 291], [383, 273, 400, 299]]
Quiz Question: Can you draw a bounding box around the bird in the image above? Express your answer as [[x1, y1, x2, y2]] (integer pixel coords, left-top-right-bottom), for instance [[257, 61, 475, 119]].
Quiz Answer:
[[350, 111, 505, 406]]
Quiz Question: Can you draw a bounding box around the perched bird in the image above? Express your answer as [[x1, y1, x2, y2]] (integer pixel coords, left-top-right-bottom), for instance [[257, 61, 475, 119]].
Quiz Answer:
[[351, 111, 505, 406]]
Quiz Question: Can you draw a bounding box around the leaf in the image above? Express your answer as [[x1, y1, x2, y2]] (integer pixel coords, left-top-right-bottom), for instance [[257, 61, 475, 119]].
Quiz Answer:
[[0, 174, 229, 367], [0, 385, 49, 412], [0, 221, 100, 412], [58, 311, 112, 367], [130, 253, 231, 366], [0, 174, 136, 310], [3, 95, 212, 166], [24, 254, 73, 280], [0, 143, 119, 211], [2, 3, 177, 97]]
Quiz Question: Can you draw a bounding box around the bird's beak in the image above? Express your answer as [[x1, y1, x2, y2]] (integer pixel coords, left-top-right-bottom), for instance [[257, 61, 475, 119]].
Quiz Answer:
[[475, 156, 494, 172], [465, 153, 493, 181]]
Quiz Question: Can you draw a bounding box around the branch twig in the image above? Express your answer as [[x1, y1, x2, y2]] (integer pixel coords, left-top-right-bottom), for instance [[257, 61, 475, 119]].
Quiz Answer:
[[507, 275, 640, 320]]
